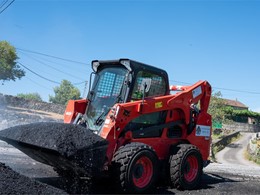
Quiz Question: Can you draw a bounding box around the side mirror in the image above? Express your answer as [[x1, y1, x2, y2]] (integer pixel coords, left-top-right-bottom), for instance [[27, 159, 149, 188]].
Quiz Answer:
[[140, 78, 152, 93], [139, 78, 152, 113]]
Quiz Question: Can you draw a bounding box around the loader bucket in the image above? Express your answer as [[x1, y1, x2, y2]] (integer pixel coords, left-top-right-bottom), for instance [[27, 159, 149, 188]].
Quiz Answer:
[[0, 122, 108, 177]]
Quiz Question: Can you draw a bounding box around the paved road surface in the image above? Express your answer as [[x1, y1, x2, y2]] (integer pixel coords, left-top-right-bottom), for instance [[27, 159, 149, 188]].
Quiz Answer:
[[0, 140, 58, 178], [205, 132, 260, 180], [0, 105, 260, 194], [1, 132, 260, 194], [216, 132, 259, 166]]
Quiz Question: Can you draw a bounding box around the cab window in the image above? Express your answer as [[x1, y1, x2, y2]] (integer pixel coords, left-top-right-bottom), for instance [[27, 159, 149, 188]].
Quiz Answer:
[[131, 71, 166, 100]]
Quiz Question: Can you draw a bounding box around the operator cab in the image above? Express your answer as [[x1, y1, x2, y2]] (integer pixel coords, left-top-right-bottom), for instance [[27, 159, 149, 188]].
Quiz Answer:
[[85, 59, 169, 132]]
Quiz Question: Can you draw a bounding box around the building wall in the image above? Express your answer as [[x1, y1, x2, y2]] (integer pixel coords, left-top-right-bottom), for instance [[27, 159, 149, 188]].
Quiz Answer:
[[223, 122, 260, 133]]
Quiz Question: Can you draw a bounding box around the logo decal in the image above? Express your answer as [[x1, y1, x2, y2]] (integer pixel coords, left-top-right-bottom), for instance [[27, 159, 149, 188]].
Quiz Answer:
[[195, 125, 210, 137], [192, 86, 202, 98]]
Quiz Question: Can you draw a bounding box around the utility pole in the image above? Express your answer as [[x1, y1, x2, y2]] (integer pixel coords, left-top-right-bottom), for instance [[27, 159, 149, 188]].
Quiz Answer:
[[82, 81, 88, 98]]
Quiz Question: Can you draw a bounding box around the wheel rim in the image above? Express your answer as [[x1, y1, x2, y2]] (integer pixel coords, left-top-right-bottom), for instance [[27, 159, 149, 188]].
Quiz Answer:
[[184, 155, 199, 182], [132, 156, 153, 188]]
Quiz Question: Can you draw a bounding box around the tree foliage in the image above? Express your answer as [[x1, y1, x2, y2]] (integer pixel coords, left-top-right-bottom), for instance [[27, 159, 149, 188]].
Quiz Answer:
[[208, 91, 228, 123], [0, 41, 25, 84], [49, 80, 81, 105], [17, 93, 43, 102], [209, 91, 260, 125], [224, 107, 260, 124]]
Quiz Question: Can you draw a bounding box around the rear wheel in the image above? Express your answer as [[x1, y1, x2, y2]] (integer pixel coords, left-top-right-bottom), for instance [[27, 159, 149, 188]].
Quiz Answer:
[[169, 144, 203, 190], [112, 142, 158, 193]]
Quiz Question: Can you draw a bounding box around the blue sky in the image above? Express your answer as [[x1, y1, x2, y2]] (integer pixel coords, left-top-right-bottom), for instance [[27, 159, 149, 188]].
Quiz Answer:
[[1, 0, 260, 111]]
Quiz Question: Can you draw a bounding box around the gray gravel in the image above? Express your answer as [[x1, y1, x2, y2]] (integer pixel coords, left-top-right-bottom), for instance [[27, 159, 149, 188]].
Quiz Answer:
[[0, 162, 66, 194], [0, 99, 67, 194]]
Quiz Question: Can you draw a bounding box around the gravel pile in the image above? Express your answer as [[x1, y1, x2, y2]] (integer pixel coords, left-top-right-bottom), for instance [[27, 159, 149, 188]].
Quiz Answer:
[[0, 122, 108, 180], [0, 97, 106, 194], [0, 162, 66, 194]]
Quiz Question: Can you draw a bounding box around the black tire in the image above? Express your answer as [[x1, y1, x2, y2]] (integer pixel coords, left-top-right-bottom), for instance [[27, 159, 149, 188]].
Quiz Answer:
[[169, 144, 203, 190], [112, 142, 158, 193]]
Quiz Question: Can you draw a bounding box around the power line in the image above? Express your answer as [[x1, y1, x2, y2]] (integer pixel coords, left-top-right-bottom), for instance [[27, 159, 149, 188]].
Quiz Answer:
[[16, 47, 90, 66], [73, 81, 87, 85], [170, 80, 260, 95], [25, 76, 53, 91], [21, 52, 90, 72], [20, 64, 260, 95], [16, 47, 260, 95], [0, 0, 15, 15], [213, 87, 260, 95], [20, 51, 85, 81], [170, 80, 191, 85], [19, 62, 61, 84], [19, 62, 87, 86], [0, 0, 8, 9]]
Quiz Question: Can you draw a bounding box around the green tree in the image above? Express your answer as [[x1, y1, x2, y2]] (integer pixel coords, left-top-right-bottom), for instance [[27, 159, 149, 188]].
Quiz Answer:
[[17, 93, 43, 102], [208, 91, 229, 125], [0, 41, 25, 84], [49, 80, 81, 105]]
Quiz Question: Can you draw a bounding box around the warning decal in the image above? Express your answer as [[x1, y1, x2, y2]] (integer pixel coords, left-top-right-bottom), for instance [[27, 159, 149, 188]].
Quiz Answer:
[[195, 125, 211, 137], [155, 101, 163, 109]]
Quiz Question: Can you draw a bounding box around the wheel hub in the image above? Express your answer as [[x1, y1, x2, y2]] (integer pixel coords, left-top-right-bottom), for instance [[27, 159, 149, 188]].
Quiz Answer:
[[133, 164, 144, 179], [184, 162, 191, 174], [184, 155, 199, 182], [132, 156, 153, 188]]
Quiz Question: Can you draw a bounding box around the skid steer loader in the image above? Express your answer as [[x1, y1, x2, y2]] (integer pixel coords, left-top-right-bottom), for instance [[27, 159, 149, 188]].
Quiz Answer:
[[0, 59, 212, 193]]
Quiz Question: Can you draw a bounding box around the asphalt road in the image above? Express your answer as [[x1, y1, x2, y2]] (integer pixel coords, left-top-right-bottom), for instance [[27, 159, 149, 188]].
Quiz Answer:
[[216, 132, 258, 166], [208, 132, 260, 180], [0, 105, 260, 194], [1, 133, 260, 194]]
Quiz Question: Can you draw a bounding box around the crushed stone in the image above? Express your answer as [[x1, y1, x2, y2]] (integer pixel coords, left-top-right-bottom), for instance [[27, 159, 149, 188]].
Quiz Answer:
[[0, 162, 66, 194]]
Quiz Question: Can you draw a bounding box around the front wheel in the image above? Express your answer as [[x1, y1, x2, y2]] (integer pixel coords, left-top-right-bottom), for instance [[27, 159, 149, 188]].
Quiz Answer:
[[169, 144, 203, 190], [112, 142, 158, 193]]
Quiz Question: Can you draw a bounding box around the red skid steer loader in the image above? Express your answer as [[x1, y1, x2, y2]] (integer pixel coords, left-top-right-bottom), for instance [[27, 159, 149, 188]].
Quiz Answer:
[[0, 59, 212, 193]]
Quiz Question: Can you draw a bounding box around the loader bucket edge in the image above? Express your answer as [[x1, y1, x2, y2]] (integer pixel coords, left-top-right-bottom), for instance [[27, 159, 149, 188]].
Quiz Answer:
[[0, 122, 108, 176]]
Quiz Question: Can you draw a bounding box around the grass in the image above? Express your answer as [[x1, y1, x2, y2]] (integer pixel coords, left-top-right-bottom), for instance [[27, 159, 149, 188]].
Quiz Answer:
[[211, 132, 241, 162], [211, 133, 222, 140], [245, 147, 260, 165]]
